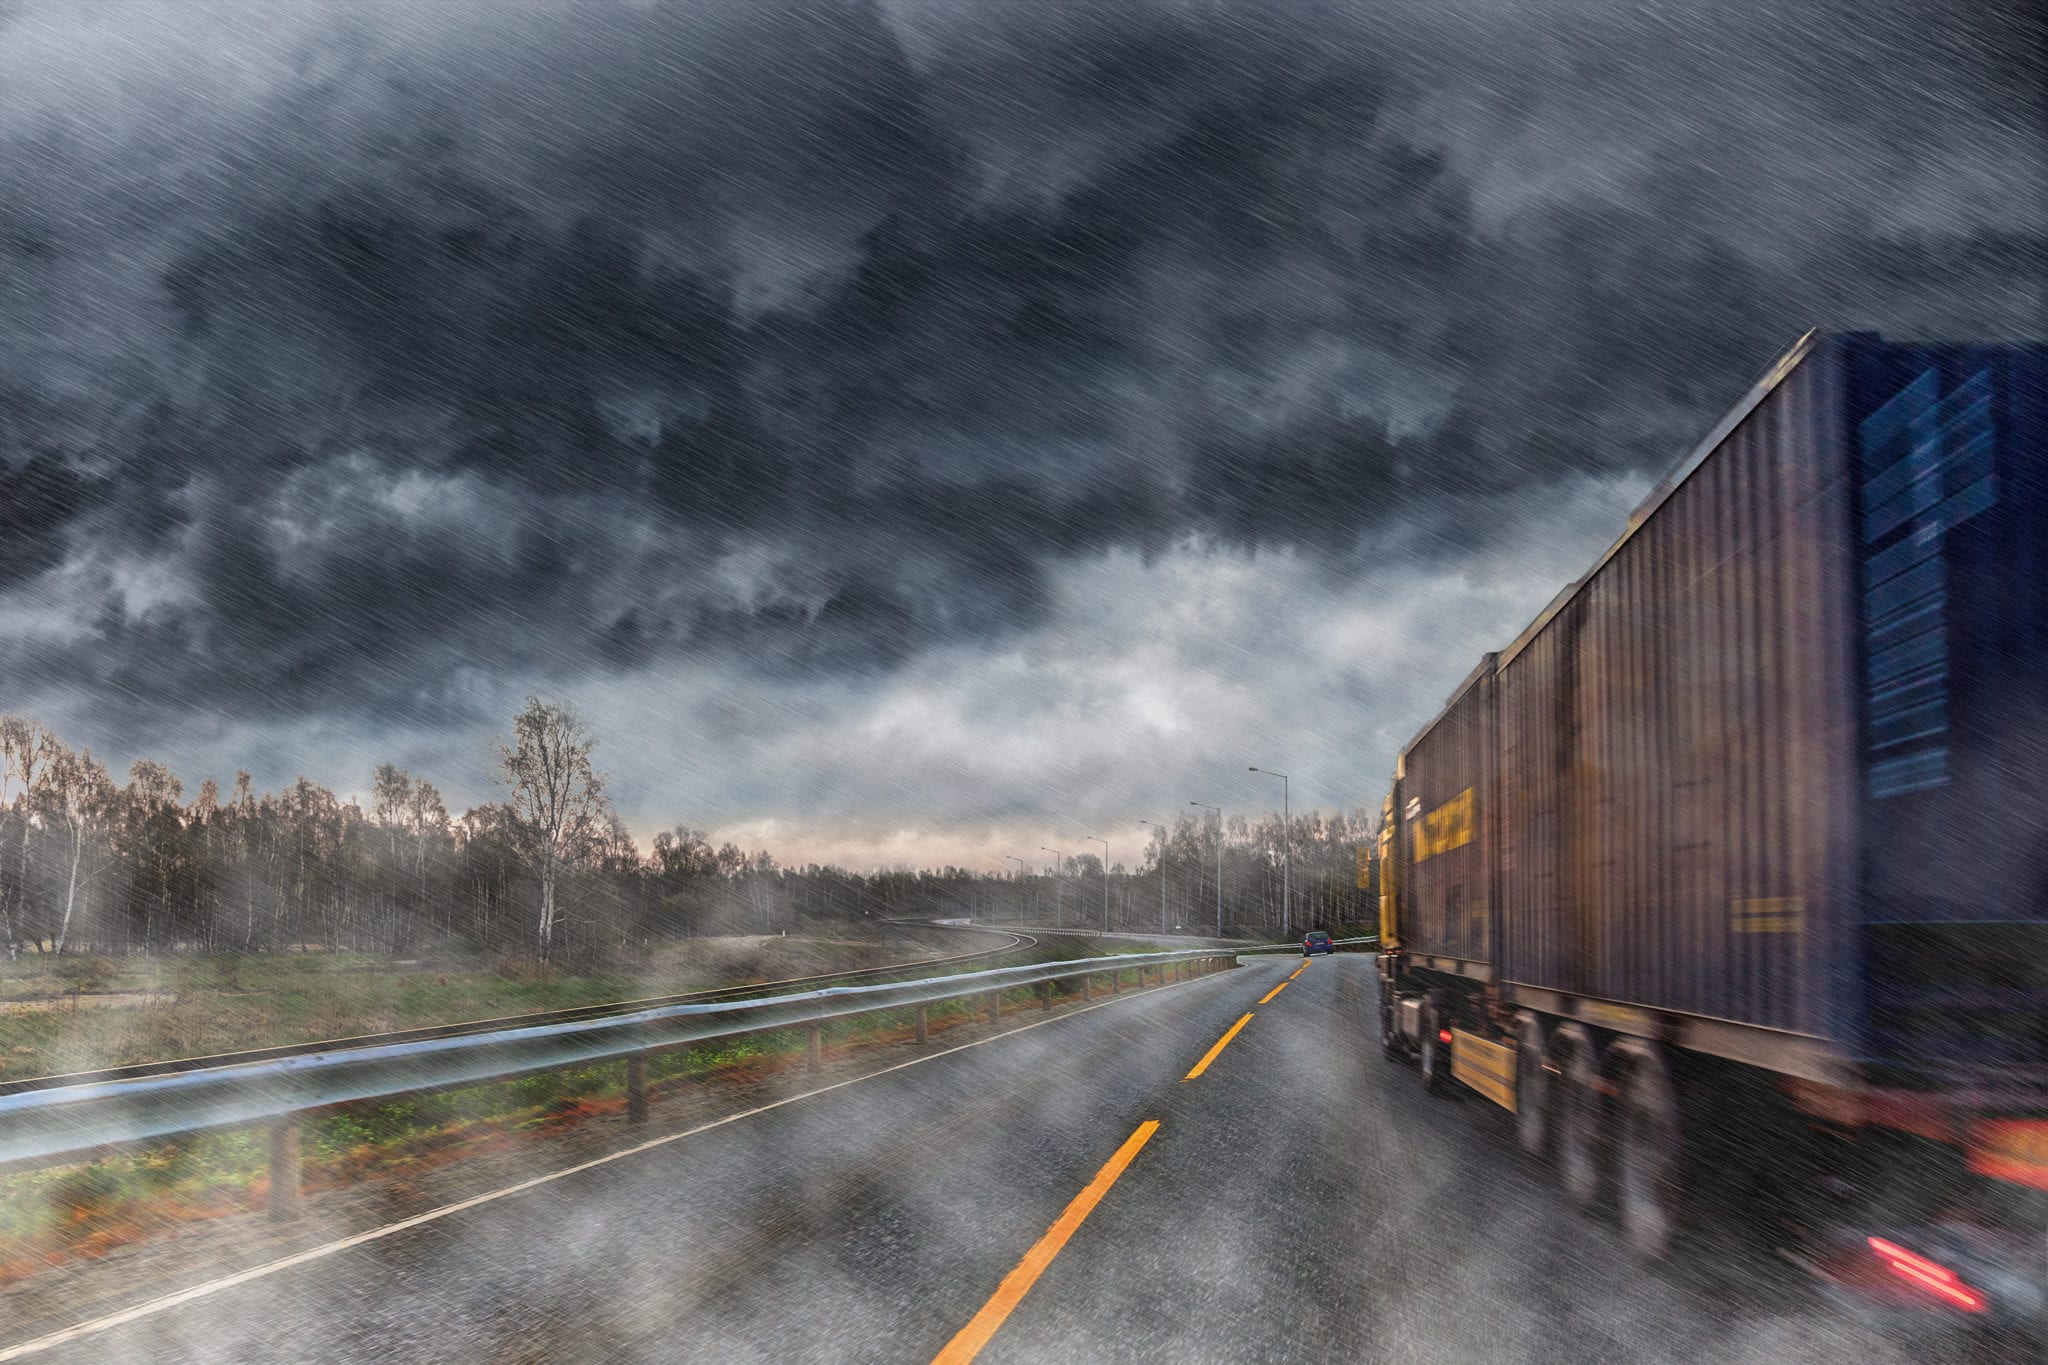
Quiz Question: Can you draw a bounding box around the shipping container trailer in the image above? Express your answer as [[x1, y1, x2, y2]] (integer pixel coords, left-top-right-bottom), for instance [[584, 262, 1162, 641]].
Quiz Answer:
[[1374, 331, 2048, 1341]]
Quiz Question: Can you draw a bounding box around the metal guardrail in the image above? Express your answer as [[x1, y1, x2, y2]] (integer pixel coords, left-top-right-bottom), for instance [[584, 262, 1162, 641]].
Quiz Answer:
[[1233, 935, 1379, 953], [0, 947, 1241, 1200], [0, 927, 1038, 1098]]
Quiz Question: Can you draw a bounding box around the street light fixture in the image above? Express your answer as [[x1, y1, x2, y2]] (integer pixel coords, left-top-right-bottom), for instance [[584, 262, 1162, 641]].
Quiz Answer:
[[1250, 767, 1291, 938], [1083, 836, 1109, 934], [1039, 847, 1070, 928], [1188, 801, 1224, 937], [1138, 821, 1171, 934]]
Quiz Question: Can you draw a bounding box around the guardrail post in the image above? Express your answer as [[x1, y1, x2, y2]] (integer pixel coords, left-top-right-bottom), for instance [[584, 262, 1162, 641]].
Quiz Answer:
[[1111, 969, 1121, 995], [268, 1116, 302, 1222], [915, 1004, 928, 1043], [1082, 974, 1093, 1002], [807, 1022, 823, 1072], [988, 991, 1000, 1023], [626, 1052, 648, 1124], [1040, 981, 1052, 1011]]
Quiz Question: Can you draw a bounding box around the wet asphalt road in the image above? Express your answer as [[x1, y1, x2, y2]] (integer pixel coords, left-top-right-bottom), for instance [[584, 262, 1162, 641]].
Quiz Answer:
[[30, 954, 1918, 1364]]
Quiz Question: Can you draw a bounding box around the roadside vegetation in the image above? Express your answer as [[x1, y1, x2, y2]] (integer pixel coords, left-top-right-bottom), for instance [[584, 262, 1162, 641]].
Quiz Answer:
[[1, 946, 1182, 1283], [0, 702, 1379, 975], [0, 932, 969, 1084]]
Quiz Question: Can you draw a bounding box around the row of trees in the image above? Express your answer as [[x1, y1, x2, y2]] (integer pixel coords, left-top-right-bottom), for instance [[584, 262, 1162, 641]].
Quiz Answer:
[[969, 810, 1381, 938], [0, 704, 1378, 964]]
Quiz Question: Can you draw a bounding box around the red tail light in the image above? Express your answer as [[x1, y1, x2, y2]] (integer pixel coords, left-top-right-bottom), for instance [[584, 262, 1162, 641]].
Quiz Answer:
[[1867, 1236, 1987, 1313], [1438, 1028, 1454, 1045]]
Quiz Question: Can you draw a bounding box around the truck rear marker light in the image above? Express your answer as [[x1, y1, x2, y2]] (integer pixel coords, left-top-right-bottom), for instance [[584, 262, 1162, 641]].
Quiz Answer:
[[1866, 1236, 1986, 1312], [1438, 1029, 1454, 1045]]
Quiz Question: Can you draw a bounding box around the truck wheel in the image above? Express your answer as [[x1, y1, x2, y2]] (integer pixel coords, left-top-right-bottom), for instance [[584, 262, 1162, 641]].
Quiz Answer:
[[1419, 999, 1452, 1095], [1514, 1012, 1548, 1157], [1553, 1024, 1602, 1210], [1380, 1005, 1402, 1061], [1611, 1039, 1681, 1261], [1377, 977, 1403, 1061]]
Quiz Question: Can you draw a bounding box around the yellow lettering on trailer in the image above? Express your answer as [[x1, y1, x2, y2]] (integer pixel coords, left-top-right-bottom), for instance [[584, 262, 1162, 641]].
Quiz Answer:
[[1416, 788, 1474, 862], [1579, 1001, 1657, 1036], [1355, 845, 1373, 891], [1730, 897, 1805, 934], [1451, 1030, 1516, 1112]]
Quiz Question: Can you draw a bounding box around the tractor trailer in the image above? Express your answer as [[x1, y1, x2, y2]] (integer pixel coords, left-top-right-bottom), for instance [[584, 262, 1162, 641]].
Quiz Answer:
[[1375, 330, 2047, 1338]]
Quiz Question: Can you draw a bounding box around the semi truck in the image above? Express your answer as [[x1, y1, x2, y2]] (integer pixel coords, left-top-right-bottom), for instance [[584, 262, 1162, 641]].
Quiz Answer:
[[1375, 330, 2047, 1338]]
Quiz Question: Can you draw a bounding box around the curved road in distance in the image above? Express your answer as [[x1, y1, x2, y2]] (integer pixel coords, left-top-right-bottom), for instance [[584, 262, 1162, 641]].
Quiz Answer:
[[8, 954, 1918, 1363]]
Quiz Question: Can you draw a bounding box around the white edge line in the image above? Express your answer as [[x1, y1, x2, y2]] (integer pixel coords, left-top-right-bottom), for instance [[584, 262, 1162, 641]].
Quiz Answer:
[[0, 974, 1217, 1360]]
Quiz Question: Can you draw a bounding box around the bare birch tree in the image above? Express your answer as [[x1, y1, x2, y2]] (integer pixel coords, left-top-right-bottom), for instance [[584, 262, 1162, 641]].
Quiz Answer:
[[1, 715, 59, 958], [499, 696, 604, 961], [48, 745, 114, 954]]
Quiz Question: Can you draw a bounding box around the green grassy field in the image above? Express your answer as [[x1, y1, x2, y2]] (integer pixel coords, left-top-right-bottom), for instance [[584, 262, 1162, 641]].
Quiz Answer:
[[0, 933, 955, 1084]]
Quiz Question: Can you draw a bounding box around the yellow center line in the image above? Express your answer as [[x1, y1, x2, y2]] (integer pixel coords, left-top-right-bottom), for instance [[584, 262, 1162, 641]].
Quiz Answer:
[[931, 1119, 1161, 1365], [1289, 963, 1306, 979], [1258, 980, 1290, 1005], [1182, 1012, 1254, 1081]]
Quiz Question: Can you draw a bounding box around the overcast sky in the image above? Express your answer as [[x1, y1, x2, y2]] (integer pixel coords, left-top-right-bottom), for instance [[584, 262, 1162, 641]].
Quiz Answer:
[[1, 0, 2041, 869]]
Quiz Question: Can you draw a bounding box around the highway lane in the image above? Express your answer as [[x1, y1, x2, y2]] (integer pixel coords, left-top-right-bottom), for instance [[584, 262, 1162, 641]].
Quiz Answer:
[[977, 957, 1918, 1364], [16, 955, 1918, 1363]]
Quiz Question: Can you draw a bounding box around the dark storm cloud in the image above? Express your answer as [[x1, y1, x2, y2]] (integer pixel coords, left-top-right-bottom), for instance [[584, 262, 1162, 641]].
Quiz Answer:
[[0, 0, 2041, 758]]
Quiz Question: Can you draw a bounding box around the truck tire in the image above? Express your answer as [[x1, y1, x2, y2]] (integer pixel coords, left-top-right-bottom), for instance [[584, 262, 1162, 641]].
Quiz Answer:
[[1611, 1039, 1681, 1261], [1514, 1012, 1548, 1157], [1553, 1024, 1602, 1210], [1380, 1005, 1403, 1060], [1419, 998, 1452, 1096], [1377, 978, 1403, 1061]]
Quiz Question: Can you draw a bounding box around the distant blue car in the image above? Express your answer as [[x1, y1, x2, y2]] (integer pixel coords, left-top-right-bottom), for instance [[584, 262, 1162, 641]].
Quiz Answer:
[[1302, 931, 1334, 957]]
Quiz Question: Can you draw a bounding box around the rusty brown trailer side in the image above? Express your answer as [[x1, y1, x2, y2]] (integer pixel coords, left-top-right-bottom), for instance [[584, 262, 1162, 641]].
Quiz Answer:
[[1494, 338, 1860, 1048]]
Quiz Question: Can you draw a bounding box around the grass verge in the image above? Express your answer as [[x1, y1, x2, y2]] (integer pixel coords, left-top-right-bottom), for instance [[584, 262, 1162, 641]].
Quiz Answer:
[[0, 960, 1187, 1284]]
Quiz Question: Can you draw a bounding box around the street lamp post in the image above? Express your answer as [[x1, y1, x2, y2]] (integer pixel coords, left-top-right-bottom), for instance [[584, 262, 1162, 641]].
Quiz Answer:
[[1250, 767, 1291, 939], [1188, 801, 1223, 937], [1084, 836, 1109, 933], [1138, 821, 1170, 934], [1040, 847, 1070, 928]]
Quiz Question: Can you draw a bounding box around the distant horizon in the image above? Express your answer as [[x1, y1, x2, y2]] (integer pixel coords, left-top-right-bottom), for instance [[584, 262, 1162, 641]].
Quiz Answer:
[[1, 700, 1396, 877]]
